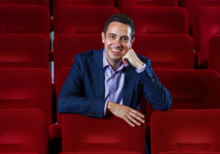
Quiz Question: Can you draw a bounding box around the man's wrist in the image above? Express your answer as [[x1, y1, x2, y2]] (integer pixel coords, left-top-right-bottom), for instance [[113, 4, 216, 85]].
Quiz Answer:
[[136, 61, 144, 70]]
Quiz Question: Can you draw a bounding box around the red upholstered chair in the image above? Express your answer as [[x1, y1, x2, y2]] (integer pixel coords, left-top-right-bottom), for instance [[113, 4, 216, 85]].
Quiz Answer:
[[194, 7, 220, 67], [53, 6, 119, 36], [209, 36, 220, 74], [53, 34, 103, 81], [0, 0, 49, 9], [0, 109, 47, 154], [62, 113, 146, 154], [145, 69, 220, 123], [151, 109, 220, 154], [133, 34, 194, 69], [0, 6, 50, 41], [180, 0, 220, 36], [117, 0, 178, 13], [61, 152, 141, 154], [0, 68, 52, 139], [125, 7, 188, 35], [53, 0, 114, 13], [0, 34, 49, 69], [160, 152, 220, 154]]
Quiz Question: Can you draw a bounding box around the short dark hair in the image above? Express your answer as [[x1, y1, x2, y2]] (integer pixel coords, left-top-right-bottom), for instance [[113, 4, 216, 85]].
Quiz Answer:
[[103, 14, 135, 40]]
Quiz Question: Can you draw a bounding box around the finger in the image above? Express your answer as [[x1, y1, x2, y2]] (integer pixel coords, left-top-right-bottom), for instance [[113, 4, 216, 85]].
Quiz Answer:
[[127, 114, 141, 126], [130, 109, 145, 118], [129, 112, 145, 123], [122, 57, 128, 66], [124, 117, 135, 127]]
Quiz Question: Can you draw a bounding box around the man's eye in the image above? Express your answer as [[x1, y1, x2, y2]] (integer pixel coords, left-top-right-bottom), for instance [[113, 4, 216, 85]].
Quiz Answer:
[[109, 35, 115, 39], [122, 37, 128, 41]]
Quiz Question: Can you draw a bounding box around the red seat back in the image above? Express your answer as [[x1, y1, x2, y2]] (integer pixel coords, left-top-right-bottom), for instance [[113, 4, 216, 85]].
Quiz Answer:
[[133, 34, 194, 69], [151, 109, 220, 154], [209, 36, 220, 74], [0, 34, 49, 69], [53, 34, 103, 80], [146, 69, 220, 123], [53, 0, 114, 13], [62, 113, 146, 154], [0, 6, 50, 40], [117, 0, 178, 13], [0, 0, 49, 9], [54, 6, 119, 36], [0, 68, 52, 137], [0, 109, 46, 154], [194, 7, 220, 63], [125, 7, 188, 34]]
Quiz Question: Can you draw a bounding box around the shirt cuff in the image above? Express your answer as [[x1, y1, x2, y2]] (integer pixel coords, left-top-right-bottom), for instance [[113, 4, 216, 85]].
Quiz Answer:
[[103, 100, 108, 116], [136, 63, 146, 73]]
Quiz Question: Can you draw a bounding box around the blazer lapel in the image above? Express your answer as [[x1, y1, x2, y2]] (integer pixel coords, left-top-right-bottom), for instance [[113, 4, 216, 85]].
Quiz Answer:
[[90, 48, 105, 99], [123, 64, 137, 107]]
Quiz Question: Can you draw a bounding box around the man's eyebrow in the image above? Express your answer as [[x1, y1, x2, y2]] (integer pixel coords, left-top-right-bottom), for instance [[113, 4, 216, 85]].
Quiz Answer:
[[108, 33, 116, 36]]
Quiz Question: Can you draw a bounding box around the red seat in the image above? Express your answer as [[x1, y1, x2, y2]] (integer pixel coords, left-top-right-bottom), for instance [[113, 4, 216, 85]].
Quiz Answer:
[[209, 36, 220, 74], [151, 109, 220, 154], [62, 113, 146, 154], [145, 69, 220, 123], [61, 153, 141, 154], [0, 68, 52, 139], [0, 109, 47, 154], [180, 0, 220, 36], [125, 7, 188, 34], [194, 7, 220, 66], [0, 34, 49, 69], [117, 0, 178, 13], [133, 34, 194, 69], [53, 0, 114, 13], [0, 6, 50, 41], [54, 6, 119, 36], [53, 34, 103, 81], [0, 0, 49, 9]]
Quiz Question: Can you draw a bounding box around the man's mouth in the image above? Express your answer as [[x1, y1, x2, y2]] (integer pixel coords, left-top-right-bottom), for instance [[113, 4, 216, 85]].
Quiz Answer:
[[111, 48, 121, 53]]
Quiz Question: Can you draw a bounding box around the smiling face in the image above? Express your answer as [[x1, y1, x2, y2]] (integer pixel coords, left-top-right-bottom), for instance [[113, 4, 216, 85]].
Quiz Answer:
[[102, 21, 135, 67]]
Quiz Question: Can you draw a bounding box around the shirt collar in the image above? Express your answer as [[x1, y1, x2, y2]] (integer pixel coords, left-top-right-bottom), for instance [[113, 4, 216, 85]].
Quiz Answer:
[[103, 49, 126, 72]]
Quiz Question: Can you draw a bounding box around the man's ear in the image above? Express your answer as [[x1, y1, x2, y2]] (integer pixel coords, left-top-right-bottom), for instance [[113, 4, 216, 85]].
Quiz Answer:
[[101, 32, 105, 43], [130, 38, 135, 48]]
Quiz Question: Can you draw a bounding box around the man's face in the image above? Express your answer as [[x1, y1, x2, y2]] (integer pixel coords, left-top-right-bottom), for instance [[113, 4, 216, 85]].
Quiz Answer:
[[102, 22, 135, 65]]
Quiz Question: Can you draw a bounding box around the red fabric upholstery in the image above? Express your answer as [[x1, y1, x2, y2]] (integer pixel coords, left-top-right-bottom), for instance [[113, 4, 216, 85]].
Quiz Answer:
[[125, 7, 188, 34], [194, 7, 220, 64], [0, 6, 50, 40], [0, 68, 52, 138], [54, 6, 119, 36], [53, 0, 114, 13], [117, 0, 178, 13], [62, 113, 146, 154], [160, 152, 220, 154], [209, 36, 220, 74], [133, 34, 194, 69], [49, 123, 62, 139], [61, 152, 141, 154], [53, 34, 103, 80], [0, 109, 46, 154], [56, 68, 71, 124], [0, 34, 49, 69], [0, 0, 49, 9], [146, 69, 220, 123], [180, 0, 220, 36], [151, 109, 220, 154]]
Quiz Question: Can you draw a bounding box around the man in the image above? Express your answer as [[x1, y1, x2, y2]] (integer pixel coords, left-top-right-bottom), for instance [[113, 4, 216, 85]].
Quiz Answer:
[[58, 14, 172, 128]]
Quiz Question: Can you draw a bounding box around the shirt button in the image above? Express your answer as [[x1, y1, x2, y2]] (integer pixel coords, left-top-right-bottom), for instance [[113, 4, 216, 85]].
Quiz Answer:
[[113, 74, 116, 77], [112, 90, 114, 93]]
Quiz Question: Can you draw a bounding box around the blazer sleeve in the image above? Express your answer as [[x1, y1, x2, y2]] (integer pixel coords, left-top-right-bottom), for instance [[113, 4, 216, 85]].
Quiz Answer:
[[57, 54, 105, 118], [138, 58, 172, 110]]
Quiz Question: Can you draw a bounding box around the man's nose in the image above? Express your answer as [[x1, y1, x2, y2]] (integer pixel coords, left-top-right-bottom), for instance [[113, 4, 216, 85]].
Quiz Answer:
[[112, 39, 121, 47]]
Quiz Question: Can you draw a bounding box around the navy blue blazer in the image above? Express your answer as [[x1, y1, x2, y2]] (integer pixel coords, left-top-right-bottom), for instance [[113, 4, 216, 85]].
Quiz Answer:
[[58, 48, 172, 117]]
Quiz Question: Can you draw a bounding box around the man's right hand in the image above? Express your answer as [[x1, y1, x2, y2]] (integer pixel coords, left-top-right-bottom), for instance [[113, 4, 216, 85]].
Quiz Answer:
[[107, 101, 145, 127]]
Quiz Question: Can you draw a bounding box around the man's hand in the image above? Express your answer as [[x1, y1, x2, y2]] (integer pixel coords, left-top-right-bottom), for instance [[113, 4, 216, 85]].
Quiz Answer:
[[122, 48, 144, 69], [107, 101, 145, 127]]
